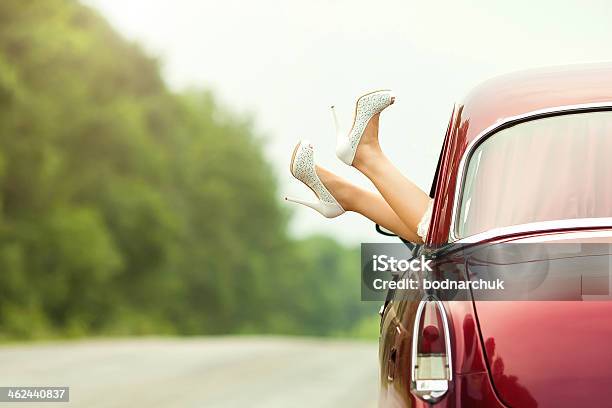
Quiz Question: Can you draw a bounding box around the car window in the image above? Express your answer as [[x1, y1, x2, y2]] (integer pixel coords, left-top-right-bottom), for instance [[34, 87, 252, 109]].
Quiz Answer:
[[457, 111, 612, 238]]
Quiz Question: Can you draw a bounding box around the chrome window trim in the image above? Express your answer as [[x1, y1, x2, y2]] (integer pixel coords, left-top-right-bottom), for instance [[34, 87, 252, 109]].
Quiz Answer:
[[454, 218, 612, 244], [512, 229, 612, 243], [449, 102, 612, 242]]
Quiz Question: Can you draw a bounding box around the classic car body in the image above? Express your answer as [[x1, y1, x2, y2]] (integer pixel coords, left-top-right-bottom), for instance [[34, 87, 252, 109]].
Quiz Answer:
[[378, 63, 612, 407]]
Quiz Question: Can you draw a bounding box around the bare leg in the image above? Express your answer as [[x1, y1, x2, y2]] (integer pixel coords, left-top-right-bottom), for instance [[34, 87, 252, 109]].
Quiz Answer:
[[352, 114, 431, 236], [316, 166, 421, 242]]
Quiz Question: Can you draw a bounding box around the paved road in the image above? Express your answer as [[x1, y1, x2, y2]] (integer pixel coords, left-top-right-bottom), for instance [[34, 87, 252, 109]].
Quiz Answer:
[[0, 337, 379, 408]]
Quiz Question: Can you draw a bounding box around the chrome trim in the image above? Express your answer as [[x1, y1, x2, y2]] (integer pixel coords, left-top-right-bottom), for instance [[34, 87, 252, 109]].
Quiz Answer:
[[455, 218, 612, 244], [517, 229, 612, 243], [410, 295, 453, 403], [448, 102, 612, 242]]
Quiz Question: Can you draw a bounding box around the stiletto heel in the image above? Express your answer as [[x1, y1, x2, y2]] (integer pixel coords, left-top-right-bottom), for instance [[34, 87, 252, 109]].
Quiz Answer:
[[284, 141, 345, 218], [331, 105, 341, 137], [334, 90, 395, 166], [284, 196, 326, 213]]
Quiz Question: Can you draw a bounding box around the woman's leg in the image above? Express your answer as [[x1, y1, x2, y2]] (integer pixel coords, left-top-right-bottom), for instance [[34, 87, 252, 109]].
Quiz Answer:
[[352, 114, 432, 235], [316, 166, 421, 242]]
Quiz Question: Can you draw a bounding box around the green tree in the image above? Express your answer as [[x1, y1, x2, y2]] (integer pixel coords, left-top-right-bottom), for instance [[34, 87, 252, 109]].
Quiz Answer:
[[0, 0, 377, 340]]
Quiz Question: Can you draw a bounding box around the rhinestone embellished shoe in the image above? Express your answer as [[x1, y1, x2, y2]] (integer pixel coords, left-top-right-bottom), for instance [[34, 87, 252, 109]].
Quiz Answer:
[[332, 90, 395, 166], [284, 140, 345, 218]]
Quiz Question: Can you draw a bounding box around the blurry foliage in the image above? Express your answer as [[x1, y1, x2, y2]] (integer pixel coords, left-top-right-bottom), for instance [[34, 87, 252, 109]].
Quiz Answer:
[[0, 0, 376, 339]]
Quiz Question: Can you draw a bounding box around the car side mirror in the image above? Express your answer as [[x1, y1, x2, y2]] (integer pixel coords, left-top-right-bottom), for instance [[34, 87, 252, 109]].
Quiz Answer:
[[376, 223, 396, 237], [375, 223, 416, 252]]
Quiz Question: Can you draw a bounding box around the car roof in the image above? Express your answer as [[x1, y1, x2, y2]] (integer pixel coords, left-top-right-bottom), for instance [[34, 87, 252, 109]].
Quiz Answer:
[[457, 62, 612, 147]]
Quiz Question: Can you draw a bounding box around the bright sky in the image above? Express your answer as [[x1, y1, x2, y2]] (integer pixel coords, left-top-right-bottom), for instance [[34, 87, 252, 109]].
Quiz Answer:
[[84, 0, 612, 244]]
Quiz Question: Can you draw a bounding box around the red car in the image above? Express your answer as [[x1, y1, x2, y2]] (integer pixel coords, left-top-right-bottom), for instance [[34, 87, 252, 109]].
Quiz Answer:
[[378, 63, 612, 407]]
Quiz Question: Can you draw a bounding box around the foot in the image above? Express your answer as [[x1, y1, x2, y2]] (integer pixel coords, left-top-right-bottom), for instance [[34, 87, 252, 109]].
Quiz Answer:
[[335, 90, 394, 166], [285, 141, 345, 218]]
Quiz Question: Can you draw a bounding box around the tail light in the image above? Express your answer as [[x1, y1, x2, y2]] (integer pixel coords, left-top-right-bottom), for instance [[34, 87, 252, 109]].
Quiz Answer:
[[410, 295, 452, 403]]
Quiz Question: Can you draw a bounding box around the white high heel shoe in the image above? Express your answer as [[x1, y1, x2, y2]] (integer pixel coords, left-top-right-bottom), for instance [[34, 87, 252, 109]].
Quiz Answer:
[[285, 140, 345, 218], [332, 90, 395, 166]]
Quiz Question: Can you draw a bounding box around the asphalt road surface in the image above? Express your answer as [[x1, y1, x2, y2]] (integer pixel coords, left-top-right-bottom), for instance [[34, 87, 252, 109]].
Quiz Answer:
[[0, 337, 379, 408]]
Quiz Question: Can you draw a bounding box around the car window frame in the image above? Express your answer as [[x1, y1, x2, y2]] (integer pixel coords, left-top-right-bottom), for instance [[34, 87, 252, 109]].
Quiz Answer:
[[449, 103, 612, 242]]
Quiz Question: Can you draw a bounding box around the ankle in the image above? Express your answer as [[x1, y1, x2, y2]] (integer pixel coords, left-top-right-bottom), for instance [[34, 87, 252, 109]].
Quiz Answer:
[[353, 143, 385, 174]]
